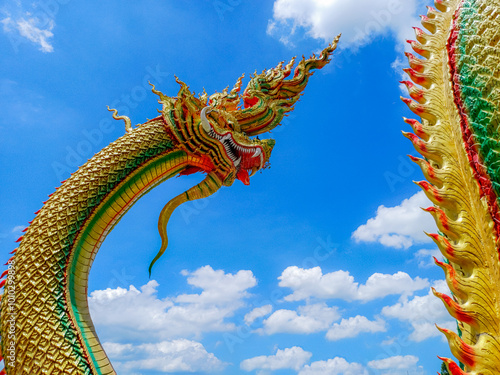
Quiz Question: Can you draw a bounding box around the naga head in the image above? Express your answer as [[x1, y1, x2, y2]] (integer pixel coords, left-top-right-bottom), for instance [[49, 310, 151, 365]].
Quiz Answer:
[[152, 35, 340, 187], [199, 105, 275, 185], [147, 36, 339, 273]]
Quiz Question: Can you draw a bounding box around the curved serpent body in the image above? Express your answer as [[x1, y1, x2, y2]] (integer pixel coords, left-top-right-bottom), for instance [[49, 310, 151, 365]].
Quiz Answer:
[[402, 1, 500, 373], [0, 38, 339, 374]]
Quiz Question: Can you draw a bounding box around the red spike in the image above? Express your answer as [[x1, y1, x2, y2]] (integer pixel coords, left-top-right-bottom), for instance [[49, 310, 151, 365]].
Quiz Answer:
[[0, 270, 8, 279], [403, 131, 428, 153], [433, 288, 476, 325], [403, 68, 431, 87], [424, 206, 449, 231], [405, 52, 425, 72], [61, 180, 67, 184], [21, 227, 28, 232], [413, 26, 424, 36], [15, 236, 23, 243], [401, 97, 431, 118], [10, 248, 17, 254], [28, 220, 33, 224], [421, 14, 437, 33], [0, 279, 6, 289], [407, 39, 430, 58], [401, 81, 426, 103], [437, 357, 467, 375], [416, 180, 443, 202], [408, 155, 420, 163], [409, 155, 437, 181], [438, 328, 476, 368], [401, 79, 414, 89], [428, 233, 456, 259], [403, 118, 426, 137], [34, 210, 40, 215], [434, 0, 447, 12], [413, 26, 427, 43], [432, 259, 462, 298], [401, 96, 413, 106], [427, 5, 437, 14]]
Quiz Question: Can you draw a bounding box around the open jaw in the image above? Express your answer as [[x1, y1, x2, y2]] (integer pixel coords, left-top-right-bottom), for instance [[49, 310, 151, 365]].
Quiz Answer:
[[207, 127, 264, 173]]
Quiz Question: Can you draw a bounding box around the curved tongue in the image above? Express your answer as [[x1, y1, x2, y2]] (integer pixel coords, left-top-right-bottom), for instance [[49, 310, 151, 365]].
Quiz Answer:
[[236, 168, 250, 185]]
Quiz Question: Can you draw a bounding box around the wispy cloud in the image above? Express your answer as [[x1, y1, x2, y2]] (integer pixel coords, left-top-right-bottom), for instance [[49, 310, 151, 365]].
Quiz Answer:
[[2, 14, 54, 52], [11, 225, 26, 233], [352, 191, 437, 249], [414, 248, 442, 269], [244, 305, 273, 325]]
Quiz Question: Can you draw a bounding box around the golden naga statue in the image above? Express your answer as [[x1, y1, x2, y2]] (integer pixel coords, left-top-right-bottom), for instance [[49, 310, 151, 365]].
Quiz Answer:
[[0, 38, 339, 374], [402, 0, 500, 373]]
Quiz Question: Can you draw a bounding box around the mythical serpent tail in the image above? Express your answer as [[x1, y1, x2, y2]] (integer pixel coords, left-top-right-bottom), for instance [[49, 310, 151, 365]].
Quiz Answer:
[[402, 1, 500, 373], [149, 172, 222, 275]]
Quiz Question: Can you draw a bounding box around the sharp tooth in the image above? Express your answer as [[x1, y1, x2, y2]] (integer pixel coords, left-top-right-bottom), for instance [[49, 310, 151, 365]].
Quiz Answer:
[[234, 156, 242, 167], [249, 167, 259, 177], [252, 148, 262, 158]]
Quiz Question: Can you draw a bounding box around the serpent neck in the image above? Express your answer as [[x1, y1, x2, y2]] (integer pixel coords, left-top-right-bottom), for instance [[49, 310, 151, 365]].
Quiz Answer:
[[0, 118, 187, 374]]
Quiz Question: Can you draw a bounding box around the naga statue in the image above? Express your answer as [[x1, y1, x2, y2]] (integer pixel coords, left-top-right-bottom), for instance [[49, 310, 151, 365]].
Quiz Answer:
[[0, 37, 340, 374], [402, 0, 500, 373]]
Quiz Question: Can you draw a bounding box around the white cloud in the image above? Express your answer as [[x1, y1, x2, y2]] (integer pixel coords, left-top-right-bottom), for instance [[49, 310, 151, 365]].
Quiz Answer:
[[11, 225, 25, 233], [392, 56, 411, 93], [357, 271, 429, 301], [241, 347, 312, 372], [103, 339, 225, 374], [368, 355, 424, 375], [326, 315, 386, 341], [2, 14, 54, 52], [89, 266, 256, 341], [279, 267, 357, 301], [279, 266, 428, 302], [299, 357, 368, 375], [268, 0, 421, 49], [382, 280, 456, 342], [414, 248, 442, 268], [260, 303, 340, 335], [178, 266, 256, 305], [352, 191, 437, 249], [244, 305, 273, 325], [368, 355, 418, 370]]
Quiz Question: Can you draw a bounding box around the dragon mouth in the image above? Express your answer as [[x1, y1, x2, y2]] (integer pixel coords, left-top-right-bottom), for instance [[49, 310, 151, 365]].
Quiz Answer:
[[207, 128, 264, 171]]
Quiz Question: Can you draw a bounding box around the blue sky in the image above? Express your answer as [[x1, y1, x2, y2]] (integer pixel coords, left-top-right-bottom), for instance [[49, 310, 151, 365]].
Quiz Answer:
[[1, 0, 455, 374]]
